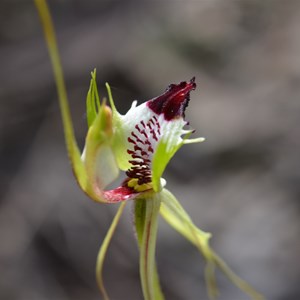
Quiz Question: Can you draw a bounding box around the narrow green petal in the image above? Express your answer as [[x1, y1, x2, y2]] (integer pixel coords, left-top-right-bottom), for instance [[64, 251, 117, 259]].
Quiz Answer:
[[160, 189, 264, 300], [211, 252, 265, 300], [96, 201, 127, 300], [86, 69, 101, 128], [159, 189, 217, 298], [135, 196, 164, 300], [34, 0, 87, 189], [105, 82, 117, 114]]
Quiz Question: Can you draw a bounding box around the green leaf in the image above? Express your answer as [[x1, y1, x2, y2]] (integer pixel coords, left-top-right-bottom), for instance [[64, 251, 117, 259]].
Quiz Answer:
[[135, 196, 164, 300], [160, 189, 265, 300], [96, 202, 127, 300]]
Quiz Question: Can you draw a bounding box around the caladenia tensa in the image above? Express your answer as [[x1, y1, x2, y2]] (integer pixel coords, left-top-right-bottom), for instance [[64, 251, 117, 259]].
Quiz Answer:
[[35, 1, 265, 299]]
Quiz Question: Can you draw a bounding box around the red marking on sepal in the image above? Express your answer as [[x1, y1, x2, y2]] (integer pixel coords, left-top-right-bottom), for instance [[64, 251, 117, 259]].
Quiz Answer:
[[103, 186, 139, 202]]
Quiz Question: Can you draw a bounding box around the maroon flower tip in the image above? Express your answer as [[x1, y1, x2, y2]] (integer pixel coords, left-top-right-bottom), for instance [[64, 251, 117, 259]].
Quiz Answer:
[[147, 78, 197, 120]]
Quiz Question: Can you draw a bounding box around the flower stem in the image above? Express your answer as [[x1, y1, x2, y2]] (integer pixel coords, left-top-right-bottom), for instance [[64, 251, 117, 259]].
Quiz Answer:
[[135, 196, 164, 300], [34, 0, 87, 188]]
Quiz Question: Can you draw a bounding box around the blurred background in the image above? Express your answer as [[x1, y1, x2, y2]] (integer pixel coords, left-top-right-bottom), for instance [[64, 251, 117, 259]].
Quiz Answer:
[[1, 0, 300, 299]]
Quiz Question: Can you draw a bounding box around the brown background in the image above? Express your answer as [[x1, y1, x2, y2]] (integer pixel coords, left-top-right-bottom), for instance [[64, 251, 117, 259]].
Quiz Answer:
[[0, 0, 300, 299]]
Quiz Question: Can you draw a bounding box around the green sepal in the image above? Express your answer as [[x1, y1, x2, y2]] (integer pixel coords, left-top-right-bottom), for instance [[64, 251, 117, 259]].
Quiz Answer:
[[160, 189, 217, 298], [96, 201, 127, 300], [86, 69, 101, 128], [105, 83, 132, 171], [135, 196, 165, 300], [83, 101, 119, 202], [160, 189, 265, 300]]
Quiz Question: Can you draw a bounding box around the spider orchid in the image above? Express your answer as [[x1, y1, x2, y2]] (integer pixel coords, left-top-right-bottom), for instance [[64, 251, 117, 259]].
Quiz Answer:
[[83, 73, 264, 300], [82, 75, 203, 203], [35, 1, 264, 299]]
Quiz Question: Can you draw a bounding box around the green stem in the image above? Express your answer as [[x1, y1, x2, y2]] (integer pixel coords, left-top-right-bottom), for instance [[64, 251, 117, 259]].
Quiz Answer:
[[135, 196, 164, 300], [34, 0, 87, 188]]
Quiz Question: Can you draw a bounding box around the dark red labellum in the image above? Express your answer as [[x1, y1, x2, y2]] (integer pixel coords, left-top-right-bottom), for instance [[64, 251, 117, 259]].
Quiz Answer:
[[147, 77, 196, 120]]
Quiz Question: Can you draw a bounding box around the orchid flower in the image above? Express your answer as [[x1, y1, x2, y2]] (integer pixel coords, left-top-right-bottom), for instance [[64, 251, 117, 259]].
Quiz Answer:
[[82, 74, 204, 203], [35, 1, 264, 299]]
